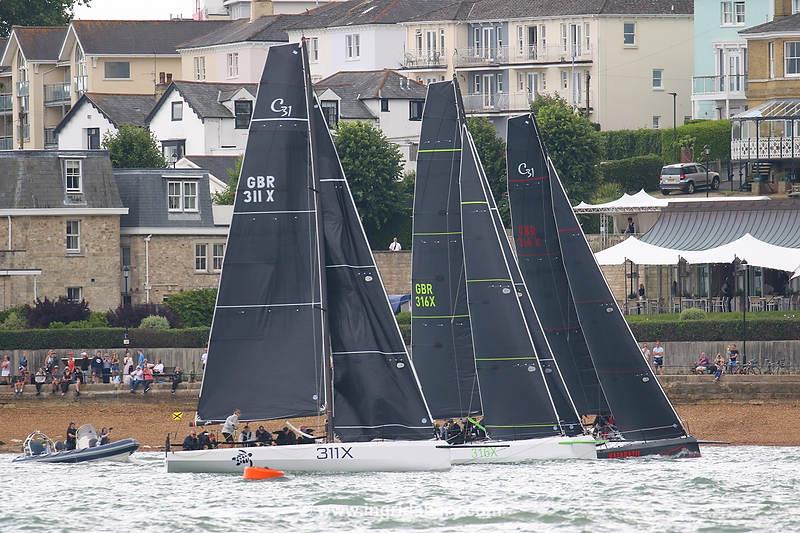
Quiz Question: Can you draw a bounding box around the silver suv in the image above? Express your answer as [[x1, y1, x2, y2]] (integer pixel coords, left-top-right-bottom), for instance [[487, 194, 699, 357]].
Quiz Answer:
[[659, 163, 720, 195]]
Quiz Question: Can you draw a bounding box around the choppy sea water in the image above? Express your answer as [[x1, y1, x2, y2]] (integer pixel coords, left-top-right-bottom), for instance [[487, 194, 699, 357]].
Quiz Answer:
[[2, 446, 798, 532]]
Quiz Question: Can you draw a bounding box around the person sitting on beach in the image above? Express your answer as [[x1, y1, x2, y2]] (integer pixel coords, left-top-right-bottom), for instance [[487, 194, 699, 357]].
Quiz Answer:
[[153, 359, 164, 376], [255, 425, 272, 446], [72, 366, 83, 397], [182, 431, 199, 451], [171, 367, 183, 394], [34, 368, 46, 396], [60, 367, 72, 396], [66, 422, 77, 451], [694, 352, 710, 374], [45, 351, 58, 374], [50, 365, 61, 395], [142, 365, 154, 393], [222, 409, 240, 444], [13, 367, 26, 396], [714, 354, 725, 382], [129, 366, 144, 393]]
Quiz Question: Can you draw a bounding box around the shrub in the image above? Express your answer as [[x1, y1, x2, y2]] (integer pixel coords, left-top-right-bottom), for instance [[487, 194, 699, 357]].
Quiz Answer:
[[53, 311, 110, 329], [24, 297, 90, 328], [599, 154, 664, 192], [679, 308, 706, 321], [598, 129, 662, 160], [164, 289, 217, 328], [0, 327, 210, 350], [0, 311, 28, 330], [106, 304, 180, 328], [661, 120, 731, 164], [140, 315, 171, 330]]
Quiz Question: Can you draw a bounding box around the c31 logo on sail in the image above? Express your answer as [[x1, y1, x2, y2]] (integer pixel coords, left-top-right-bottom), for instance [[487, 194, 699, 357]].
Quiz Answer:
[[242, 175, 275, 203], [518, 162, 534, 177], [271, 98, 292, 117]]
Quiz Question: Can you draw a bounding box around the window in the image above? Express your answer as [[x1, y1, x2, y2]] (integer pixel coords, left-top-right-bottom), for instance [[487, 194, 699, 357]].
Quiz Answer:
[[584, 23, 591, 52], [652, 69, 664, 90], [234, 100, 252, 129], [65, 159, 82, 192], [104, 61, 130, 79], [121, 246, 131, 268], [794, 0, 800, 14], [195, 244, 207, 272], [171, 101, 183, 121], [381, 98, 390, 112], [561, 70, 568, 90], [572, 71, 582, 105], [227, 53, 239, 78], [167, 180, 198, 212], [560, 23, 567, 53], [345, 34, 360, 59], [161, 140, 185, 164], [721, 1, 745, 25], [86, 128, 100, 150], [786, 42, 800, 76], [212, 243, 225, 271], [769, 42, 775, 78], [66, 220, 80, 252], [320, 100, 339, 128], [652, 115, 661, 129], [568, 23, 581, 57], [66, 287, 82, 303], [310, 37, 319, 62], [735, 1, 745, 23], [193, 56, 206, 80], [415, 29, 423, 52], [409, 99, 424, 121], [623, 22, 636, 45], [540, 24, 546, 51]]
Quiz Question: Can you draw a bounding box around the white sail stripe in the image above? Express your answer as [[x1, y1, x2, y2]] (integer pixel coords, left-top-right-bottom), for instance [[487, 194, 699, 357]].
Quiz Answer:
[[335, 424, 432, 429], [332, 350, 406, 356], [326, 264, 375, 269], [216, 302, 321, 309], [251, 117, 309, 122], [320, 179, 346, 182], [233, 210, 315, 215]]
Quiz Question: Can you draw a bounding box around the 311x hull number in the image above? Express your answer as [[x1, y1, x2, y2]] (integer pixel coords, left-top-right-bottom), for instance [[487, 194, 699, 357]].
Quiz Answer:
[[316, 446, 353, 460]]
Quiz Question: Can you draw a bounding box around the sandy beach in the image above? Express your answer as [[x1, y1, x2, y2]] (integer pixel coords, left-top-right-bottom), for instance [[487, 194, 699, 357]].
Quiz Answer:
[[2, 399, 799, 453]]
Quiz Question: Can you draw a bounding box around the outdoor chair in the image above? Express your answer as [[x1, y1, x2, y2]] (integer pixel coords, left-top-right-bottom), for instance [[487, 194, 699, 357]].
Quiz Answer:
[[748, 296, 764, 312]]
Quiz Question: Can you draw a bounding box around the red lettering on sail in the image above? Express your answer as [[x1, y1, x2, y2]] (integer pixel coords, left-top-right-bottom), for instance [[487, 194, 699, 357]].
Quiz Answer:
[[515, 225, 542, 249]]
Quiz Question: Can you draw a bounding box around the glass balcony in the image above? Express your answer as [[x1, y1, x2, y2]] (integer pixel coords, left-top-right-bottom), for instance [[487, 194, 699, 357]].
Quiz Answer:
[[74, 75, 88, 95], [692, 74, 747, 99], [16, 81, 29, 97], [44, 82, 71, 105], [403, 49, 449, 69], [462, 91, 537, 114], [44, 128, 58, 148]]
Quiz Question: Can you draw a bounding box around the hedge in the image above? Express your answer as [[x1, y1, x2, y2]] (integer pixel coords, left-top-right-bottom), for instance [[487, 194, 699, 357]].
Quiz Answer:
[[661, 120, 731, 164], [598, 129, 662, 161], [0, 327, 210, 350], [599, 154, 664, 192]]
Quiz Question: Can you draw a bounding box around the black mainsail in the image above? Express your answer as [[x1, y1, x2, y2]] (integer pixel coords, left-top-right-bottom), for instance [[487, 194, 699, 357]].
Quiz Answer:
[[312, 101, 434, 442], [506, 115, 608, 419], [411, 80, 479, 419], [459, 127, 561, 440], [199, 42, 436, 443], [199, 43, 324, 423]]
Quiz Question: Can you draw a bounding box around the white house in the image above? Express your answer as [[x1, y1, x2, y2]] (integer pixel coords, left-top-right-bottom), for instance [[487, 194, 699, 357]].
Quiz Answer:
[[146, 81, 256, 161], [285, 0, 453, 81], [314, 70, 426, 172], [55, 93, 157, 150], [176, 154, 240, 197]]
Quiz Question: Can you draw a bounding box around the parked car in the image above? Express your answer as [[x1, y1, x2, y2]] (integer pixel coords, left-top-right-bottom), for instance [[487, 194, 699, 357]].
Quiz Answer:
[[659, 163, 720, 195]]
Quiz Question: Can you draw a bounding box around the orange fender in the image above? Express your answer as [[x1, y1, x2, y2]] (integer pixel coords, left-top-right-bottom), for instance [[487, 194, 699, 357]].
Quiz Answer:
[[243, 466, 284, 480]]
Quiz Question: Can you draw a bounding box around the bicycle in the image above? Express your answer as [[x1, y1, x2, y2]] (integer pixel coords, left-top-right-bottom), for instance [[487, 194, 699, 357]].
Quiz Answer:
[[737, 361, 761, 375]]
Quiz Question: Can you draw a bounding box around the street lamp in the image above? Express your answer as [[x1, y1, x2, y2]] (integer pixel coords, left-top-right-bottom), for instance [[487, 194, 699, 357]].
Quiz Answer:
[[668, 92, 678, 161], [122, 265, 130, 300], [736, 258, 748, 364], [703, 144, 711, 198]]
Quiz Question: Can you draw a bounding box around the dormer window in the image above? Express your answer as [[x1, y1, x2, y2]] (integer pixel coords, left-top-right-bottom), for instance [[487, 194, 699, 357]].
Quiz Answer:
[[234, 100, 252, 129], [65, 159, 82, 193], [168, 180, 198, 212]]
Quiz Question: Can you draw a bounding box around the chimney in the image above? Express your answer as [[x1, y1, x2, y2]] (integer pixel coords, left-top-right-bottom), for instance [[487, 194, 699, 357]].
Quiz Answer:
[[250, 0, 274, 22]]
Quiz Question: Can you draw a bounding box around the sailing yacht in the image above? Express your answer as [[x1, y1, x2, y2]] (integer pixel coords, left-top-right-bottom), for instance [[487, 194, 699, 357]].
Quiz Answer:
[[507, 113, 700, 459], [412, 81, 596, 463], [166, 41, 449, 473]]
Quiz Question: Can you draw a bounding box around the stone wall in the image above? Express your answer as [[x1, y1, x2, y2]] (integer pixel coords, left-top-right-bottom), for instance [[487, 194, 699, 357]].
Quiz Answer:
[[374, 250, 411, 294], [122, 234, 225, 305], [0, 215, 121, 310]]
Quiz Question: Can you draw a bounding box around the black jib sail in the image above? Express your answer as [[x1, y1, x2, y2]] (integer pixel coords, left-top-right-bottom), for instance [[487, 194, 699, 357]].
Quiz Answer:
[[198, 43, 324, 422], [506, 115, 609, 419], [411, 80, 480, 419], [311, 101, 434, 442], [460, 127, 561, 441], [549, 162, 686, 441]]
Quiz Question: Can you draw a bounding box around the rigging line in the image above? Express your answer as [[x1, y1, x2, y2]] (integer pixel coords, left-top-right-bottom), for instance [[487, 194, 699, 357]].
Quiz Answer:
[[319, 179, 346, 182], [418, 148, 462, 153], [475, 357, 536, 361], [485, 423, 557, 428], [335, 424, 433, 429], [332, 351, 406, 356], [617, 424, 683, 435], [234, 210, 315, 215], [466, 278, 512, 283], [461, 201, 487, 205], [411, 314, 470, 319], [215, 302, 322, 309], [413, 231, 462, 236], [326, 264, 374, 269]]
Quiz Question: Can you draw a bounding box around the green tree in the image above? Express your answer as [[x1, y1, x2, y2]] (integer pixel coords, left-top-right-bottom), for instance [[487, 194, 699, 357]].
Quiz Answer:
[[335, 121, 404, 237], [532, 95, 602, 202], [466, 117, 510, 224], [0, 0, 89, 37], [102, 124, 166, 168], [212, 156, 242, 205], [164, 288, 217, 328]]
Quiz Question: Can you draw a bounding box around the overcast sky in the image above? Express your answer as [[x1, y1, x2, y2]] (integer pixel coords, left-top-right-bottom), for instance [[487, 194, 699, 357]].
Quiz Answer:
[[74, 0, 196, 20]]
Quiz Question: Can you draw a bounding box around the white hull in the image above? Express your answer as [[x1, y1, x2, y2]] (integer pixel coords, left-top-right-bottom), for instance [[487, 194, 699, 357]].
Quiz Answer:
[[166, 440, 451, 473], [450, 435, 597, 464]]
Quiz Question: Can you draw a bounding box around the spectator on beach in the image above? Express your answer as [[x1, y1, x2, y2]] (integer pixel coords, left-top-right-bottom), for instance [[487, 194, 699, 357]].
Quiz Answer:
[[65, 422, 77, 450], [34, 368, 46, 396], [45, 351, 58, 374], [102, 354, 112, 384], [182, 431, 199, 451], [641, 343, 651, 362], [171, 367, 183, 394], [694, 352, 710, 374], [153, 359, 165, 382], [389, 237, 402, 251], [222, 409, 240, 443], [255, 425, 272, 446], [66, 353, 76, 374], [137, 350, 146, 368], [714, 354, 725, 382], [201, 348, 208, 370], [727, 344, 740, 374], [129, 366, 144, 393], [19, 353, 28, 372], [110, 353, 120, 384], [652, 341, 665, 375], [79, 352, 90, 374], [123, 353, 134, 385], [91, 351, 103, 384], [142, 365, 154, 393], [60, 367, 72, 396], [13, 367, 26, 396], [72, 365, 83, 397], [240, 424, 254, 446], [50, 365, 62, 394], [0, 355, 10, 384]]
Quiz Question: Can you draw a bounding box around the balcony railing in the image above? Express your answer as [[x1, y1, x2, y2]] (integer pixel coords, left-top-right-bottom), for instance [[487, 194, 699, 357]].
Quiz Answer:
[[0, 136, 11, 150], [16, 81, 29, 97], [0, 94, 11, 113], [454, 44, 590, 67], [462, 91, 539, 114], [692, 74, 747, 98], [44, 128, 58, 148], [74, 75, 88, 95], [44, 82, 71, 105], [731, 137, 800, 161], [403, 49, 449, 69]]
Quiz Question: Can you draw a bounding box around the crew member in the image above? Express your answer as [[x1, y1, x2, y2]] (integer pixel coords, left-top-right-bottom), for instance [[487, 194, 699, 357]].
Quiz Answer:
[[222, 409, 240, 444]]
